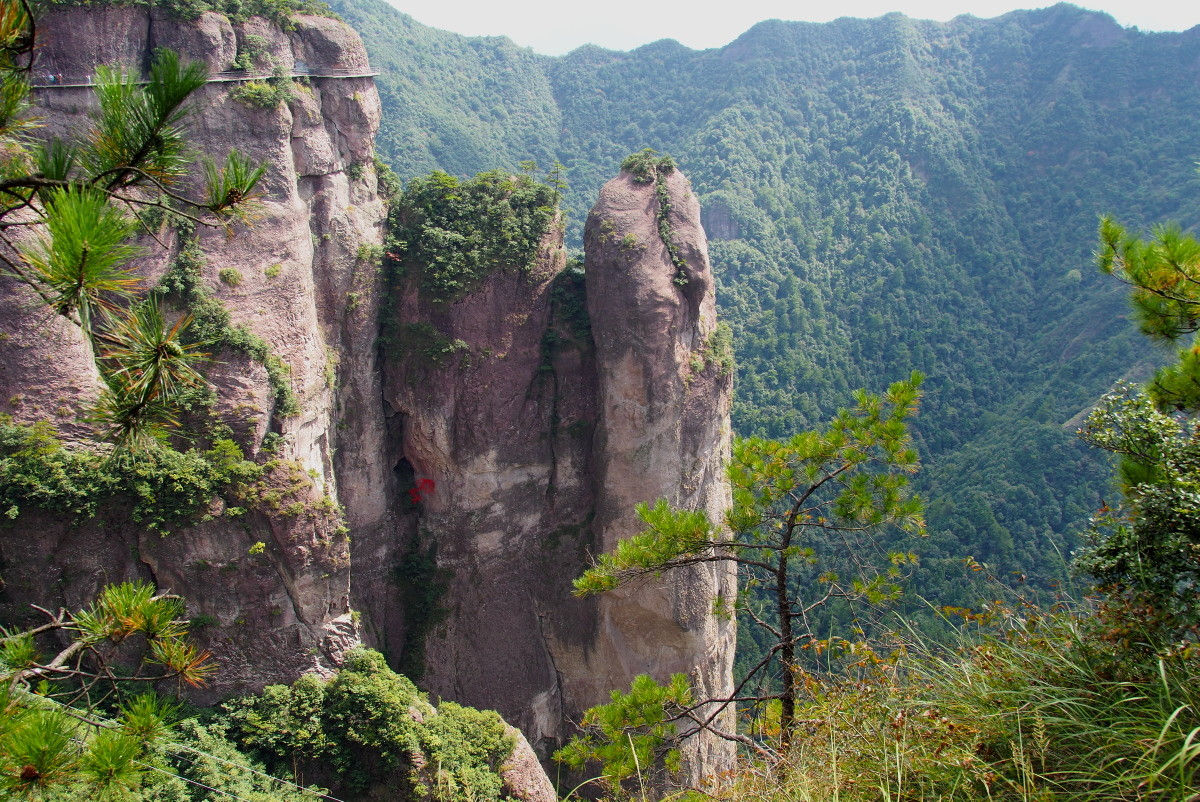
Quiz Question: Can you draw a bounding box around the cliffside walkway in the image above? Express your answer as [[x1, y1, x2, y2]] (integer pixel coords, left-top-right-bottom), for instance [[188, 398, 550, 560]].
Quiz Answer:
[[30, 66, 378, 89]]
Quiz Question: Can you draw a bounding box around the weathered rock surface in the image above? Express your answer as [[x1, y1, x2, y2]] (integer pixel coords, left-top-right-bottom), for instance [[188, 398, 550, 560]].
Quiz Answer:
[[502, 726, 560, 802], [376, 166, 735, 782], [0, 6, 385, 697]]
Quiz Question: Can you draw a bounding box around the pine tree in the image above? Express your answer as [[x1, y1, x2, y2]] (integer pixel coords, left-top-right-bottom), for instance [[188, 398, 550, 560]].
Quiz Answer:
[[1097, 216, 1200, 412], [1083, 213, 1200, 641], [559, 373, 925, 786], [0, 581, 213, 798], [0, 0, 265, 450]]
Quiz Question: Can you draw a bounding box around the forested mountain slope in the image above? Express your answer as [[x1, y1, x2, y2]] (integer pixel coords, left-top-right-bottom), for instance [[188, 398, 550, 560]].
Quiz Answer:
[[334, 0, 1200, 594]]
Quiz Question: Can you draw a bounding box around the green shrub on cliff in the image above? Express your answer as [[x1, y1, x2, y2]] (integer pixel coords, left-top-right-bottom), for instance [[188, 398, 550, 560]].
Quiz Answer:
[[0, 417, 260, 534], [385, 169, 558, 302], [36, 0, 336, 25], [136, 718, 323, 800], [616, 149, 690, 285], [220, 648, 517, 800], [620, 148, 675, 184], [230, 70, 297, 109]]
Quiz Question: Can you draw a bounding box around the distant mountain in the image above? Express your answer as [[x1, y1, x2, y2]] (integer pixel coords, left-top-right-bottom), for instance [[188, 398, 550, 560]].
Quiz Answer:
[[334, 0, 1200, 596]]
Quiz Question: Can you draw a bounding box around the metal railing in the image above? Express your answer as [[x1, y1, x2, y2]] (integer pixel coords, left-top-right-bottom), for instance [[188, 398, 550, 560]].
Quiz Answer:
[[30, 67, 378, 88]]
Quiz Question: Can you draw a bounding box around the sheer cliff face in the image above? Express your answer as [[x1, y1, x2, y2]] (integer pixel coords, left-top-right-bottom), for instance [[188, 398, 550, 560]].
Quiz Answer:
[[376, 227, 599, 754], [0, 7, 385, 697], [378, 167, 735, 777]]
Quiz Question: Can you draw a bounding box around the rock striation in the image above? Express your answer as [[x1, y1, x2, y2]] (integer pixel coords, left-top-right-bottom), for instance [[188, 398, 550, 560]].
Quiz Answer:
[[376, 165, 736, 779], [0, 6, 385, 698]]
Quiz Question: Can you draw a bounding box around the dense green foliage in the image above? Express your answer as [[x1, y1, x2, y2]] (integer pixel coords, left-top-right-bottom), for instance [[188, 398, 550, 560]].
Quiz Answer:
[[619, 148, 675, 185], [2, 602, 523, 801], [0, 417, 260, 535], [134, 719, 321, 801], [0, 582, 218, 799], [1073, 212, 1200, 643], [229, 77, 295, 108], [385, 169, 558, 302], [344, 0, 1200, 619], [1077, 386, 1200, 638], [221, 648, 517, 800]]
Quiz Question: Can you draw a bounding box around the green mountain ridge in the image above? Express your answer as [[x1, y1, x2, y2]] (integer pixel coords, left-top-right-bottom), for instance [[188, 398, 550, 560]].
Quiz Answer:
[[335, 0, 1200, 593]]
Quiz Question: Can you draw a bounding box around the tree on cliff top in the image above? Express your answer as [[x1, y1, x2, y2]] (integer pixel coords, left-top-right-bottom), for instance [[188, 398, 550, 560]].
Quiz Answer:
[[0, 0, 265, 450], [558, 373, 924, 786]]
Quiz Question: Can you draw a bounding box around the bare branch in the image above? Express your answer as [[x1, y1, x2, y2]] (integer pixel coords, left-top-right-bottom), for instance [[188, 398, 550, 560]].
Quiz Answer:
[[676, 707, 776, 760]]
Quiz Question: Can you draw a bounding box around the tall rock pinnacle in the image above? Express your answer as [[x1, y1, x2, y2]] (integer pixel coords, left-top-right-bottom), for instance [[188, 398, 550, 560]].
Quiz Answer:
[[580, 162, 737, 780], [376, 161, 735, 782]]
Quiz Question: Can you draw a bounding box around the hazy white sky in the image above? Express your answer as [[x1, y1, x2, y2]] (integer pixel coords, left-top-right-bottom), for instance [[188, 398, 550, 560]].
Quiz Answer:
[[379, 0, 1200, 55]]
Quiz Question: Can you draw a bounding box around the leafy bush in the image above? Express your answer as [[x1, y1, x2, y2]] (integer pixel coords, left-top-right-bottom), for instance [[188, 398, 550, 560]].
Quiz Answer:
[[698, 321, 734, 377], [221, 648, 516, 800], [385, 169, 557, 302], [373, 156, 402, 200], [1075, 385, 1200, 642], [233, 33, 272, 72], [355, 242, 383, 264], [140, 718, 323, 800], [417, 702, 515, 801], [230, 78, 294, 109], [0, 417, 260, 534], [620, 148, 676, 184]]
